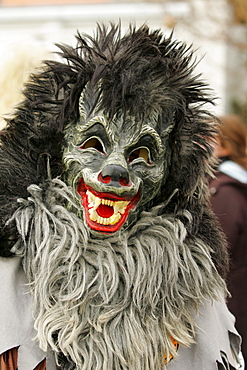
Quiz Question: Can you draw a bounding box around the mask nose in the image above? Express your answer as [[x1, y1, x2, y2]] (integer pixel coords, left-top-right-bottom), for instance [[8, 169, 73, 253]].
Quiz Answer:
[[98, 164, 131, 187]]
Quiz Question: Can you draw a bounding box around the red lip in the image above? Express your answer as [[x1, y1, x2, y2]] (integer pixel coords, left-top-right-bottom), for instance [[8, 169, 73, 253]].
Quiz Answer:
[[77, 179, 139, 234]]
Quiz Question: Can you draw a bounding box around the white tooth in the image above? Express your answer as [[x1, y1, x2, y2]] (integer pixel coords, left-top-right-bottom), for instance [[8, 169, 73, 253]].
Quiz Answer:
[[94, 197, 102, 210], [114, 201, 129, 215], [87, 191, 98, 210], [89, 209, 98, 221], [87, 190, 95, 203], [109, 213, 121, 225]]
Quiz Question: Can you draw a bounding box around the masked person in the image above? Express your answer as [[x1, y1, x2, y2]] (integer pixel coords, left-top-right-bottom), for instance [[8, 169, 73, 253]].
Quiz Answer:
[[0, 24, 243, 369]]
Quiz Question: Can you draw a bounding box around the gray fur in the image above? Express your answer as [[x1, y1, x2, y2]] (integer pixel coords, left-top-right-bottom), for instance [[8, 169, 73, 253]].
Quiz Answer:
[[9, 178, 226, 369]]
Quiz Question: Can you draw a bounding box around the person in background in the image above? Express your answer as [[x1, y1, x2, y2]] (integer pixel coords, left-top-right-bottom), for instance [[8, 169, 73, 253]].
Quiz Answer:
[[209, 114, 247, 365]]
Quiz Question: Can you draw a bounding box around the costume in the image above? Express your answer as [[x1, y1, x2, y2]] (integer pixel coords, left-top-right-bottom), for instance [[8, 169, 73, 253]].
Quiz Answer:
[[0, 24, 243, 369], [209, 159, 247, 364]]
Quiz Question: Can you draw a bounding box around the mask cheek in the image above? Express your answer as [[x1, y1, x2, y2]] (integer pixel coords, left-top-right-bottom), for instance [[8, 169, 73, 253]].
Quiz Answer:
[[63, 150, 103, 187], [136, 167, 165, 205]]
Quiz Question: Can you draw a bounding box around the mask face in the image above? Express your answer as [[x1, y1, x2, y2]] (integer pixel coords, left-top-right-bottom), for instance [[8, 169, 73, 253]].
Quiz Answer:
[[63, 88, 168, 235]]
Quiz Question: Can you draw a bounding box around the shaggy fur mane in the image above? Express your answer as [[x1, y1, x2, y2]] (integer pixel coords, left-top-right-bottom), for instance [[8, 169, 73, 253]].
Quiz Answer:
[[9, 178, 226, 369], [0, 24, 228, 278]]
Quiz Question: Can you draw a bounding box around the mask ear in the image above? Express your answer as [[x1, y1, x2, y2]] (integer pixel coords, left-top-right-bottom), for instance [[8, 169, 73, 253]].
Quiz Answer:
[[79, 81, 102, 120]]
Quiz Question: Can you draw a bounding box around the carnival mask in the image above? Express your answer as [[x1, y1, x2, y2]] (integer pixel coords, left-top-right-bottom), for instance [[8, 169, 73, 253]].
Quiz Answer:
[[63, 84, 171, 235]]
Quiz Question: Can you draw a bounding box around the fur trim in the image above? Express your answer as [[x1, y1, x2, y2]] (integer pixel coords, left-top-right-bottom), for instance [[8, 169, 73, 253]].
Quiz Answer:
[[9, 178, 226, 369]]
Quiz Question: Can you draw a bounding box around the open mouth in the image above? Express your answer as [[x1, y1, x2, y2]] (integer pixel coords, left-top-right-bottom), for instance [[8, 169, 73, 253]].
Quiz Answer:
[[77, 179, 139, 233]]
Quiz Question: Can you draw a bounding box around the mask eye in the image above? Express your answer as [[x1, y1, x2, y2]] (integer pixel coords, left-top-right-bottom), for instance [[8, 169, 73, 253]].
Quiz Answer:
[[129, 147, 151, 164], [79, 137, 105, 154]]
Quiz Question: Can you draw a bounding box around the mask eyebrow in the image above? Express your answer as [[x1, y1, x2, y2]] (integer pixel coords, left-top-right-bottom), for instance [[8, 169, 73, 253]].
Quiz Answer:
[[77, 115, 106, 133], [69, 115, 115, 145], [132, 125, 164, 155]]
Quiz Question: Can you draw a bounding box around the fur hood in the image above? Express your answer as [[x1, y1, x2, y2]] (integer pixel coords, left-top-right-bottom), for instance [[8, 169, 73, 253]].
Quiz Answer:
[[0, 24, 228, 278]]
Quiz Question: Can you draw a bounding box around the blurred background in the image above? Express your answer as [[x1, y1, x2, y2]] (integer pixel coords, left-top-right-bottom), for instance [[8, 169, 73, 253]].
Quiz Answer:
[[0, 0, 247, 121]]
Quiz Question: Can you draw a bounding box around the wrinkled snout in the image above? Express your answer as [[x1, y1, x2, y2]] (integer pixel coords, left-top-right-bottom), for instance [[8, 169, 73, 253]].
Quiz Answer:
[[98, 164, 132, 187]]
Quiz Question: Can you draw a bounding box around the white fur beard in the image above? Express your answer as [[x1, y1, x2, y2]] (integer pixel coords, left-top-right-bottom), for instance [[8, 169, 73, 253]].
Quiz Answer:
[[9, 178, 226, 369]]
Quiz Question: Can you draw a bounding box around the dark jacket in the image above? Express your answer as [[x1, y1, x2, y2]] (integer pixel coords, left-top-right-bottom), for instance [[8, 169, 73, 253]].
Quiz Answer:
[[209, 170, 247, 362]]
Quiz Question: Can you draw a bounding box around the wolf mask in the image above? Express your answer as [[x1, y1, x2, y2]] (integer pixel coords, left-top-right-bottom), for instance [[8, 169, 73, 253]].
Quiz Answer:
[[0, 24, 233, 369]]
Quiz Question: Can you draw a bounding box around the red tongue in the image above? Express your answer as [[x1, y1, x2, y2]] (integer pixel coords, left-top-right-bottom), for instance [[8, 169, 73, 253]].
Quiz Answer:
[[96, 204, 114, 218]]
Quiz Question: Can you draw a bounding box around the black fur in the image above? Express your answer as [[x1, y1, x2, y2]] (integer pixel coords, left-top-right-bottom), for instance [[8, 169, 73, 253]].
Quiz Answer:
[[0, 23, 228, 277]]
